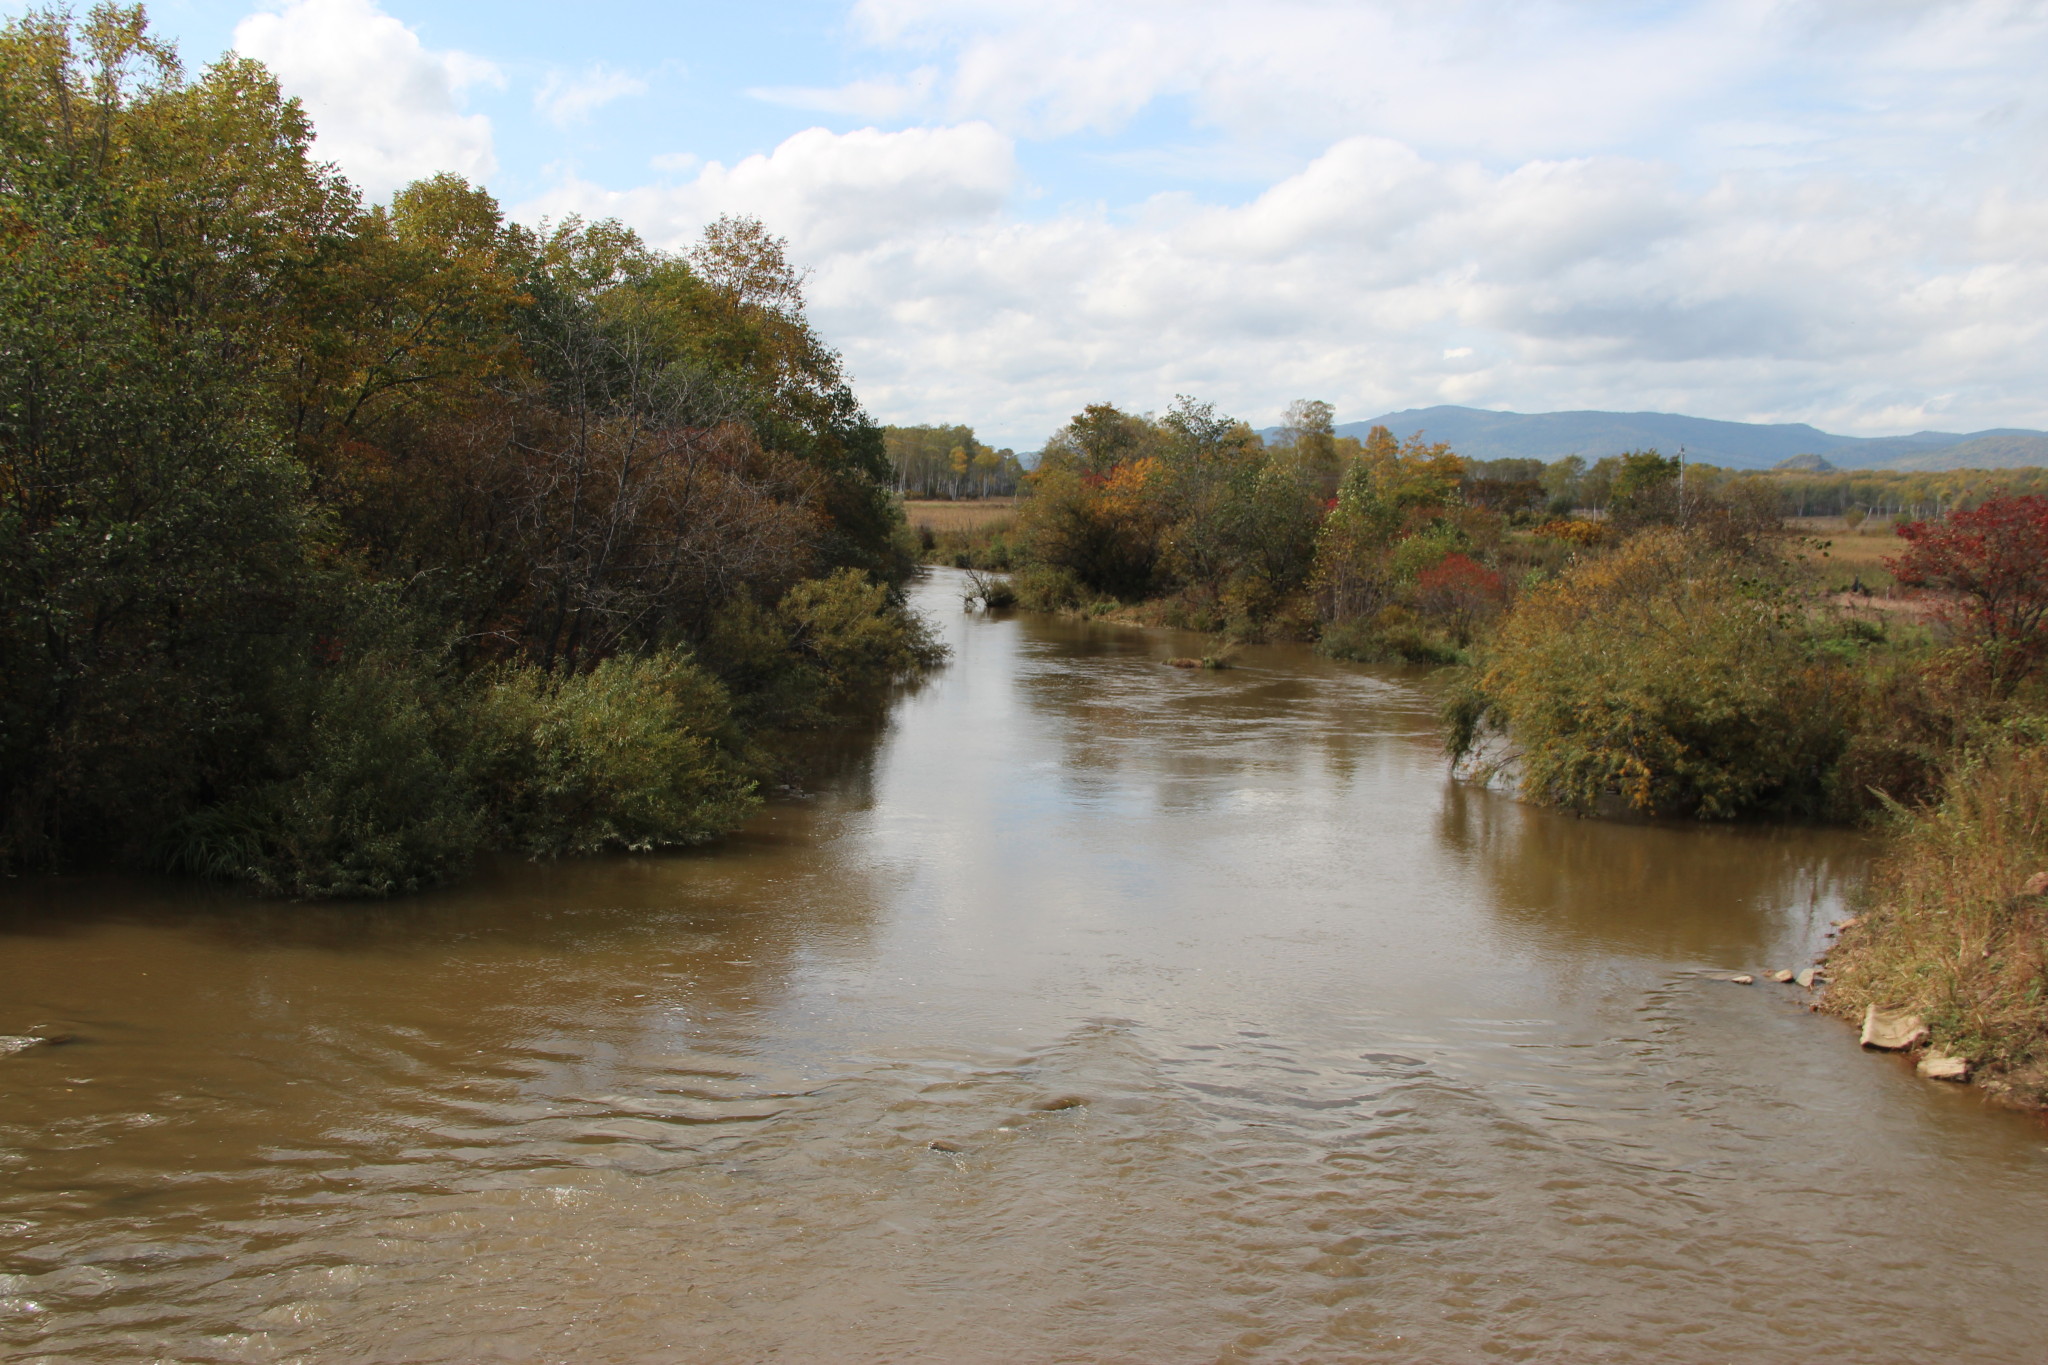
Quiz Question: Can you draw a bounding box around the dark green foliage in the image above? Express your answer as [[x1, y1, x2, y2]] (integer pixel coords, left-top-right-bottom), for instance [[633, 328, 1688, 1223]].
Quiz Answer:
[[1317, 617, 1465, 666], [701, 569, 946, 731], [0, 8, 941, 896], [0, 209, 320, 867], [169, 653, 482, 898]]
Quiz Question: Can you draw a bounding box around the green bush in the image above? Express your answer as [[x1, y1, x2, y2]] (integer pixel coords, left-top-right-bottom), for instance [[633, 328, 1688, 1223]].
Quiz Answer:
[[170, 653, 482, 898], [1450, 529, 1853, 818], [1008, 564, 1088, 613], [703, 568, 947, 729], [1318, 615, 1465, 665], [473, 651, 758, 858]]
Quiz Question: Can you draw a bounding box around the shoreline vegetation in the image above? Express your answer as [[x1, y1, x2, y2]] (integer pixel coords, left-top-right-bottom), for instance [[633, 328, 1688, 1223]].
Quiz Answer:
[[931, 399, 2048, 1108], [0, 8, 941, 899]]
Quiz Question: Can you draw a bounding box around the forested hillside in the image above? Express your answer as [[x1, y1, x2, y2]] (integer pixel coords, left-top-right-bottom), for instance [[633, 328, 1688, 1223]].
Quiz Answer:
[[0, 7, 937, 896]]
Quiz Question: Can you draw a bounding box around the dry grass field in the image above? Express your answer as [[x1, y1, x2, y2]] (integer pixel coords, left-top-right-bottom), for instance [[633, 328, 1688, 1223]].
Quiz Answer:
[[903, 498, 1018, 532], [1787, 515, 1905, 572]]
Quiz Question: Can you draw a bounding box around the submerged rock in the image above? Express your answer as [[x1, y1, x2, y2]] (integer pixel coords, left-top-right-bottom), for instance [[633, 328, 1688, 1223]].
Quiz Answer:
[[1917, 1051, 1971, 1082], [1796, 968, 1822, 989], [1730, 975, 1755, 985], [927, 1139, 966, 1153], [1770, 970, 1795, 983], [1860, 1005, 1930, 1051]]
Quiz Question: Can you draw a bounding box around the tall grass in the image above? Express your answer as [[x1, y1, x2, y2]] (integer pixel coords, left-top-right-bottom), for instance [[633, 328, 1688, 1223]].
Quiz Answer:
[[1825, 738, 2048, 1100]]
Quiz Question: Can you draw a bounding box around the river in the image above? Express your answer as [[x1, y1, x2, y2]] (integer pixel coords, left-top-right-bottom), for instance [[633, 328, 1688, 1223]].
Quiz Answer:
[[3, 567, 2045, 1363]]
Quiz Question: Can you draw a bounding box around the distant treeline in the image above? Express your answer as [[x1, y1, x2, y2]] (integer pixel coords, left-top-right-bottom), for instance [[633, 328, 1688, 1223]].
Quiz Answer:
[[885, 425, 1026, 498], [1454, 455, 2048, 521], [1, 8, 938, 897]]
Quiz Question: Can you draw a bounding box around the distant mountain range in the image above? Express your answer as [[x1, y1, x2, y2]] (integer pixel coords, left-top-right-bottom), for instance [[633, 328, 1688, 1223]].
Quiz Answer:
[[1308, 406, 2048, 472]]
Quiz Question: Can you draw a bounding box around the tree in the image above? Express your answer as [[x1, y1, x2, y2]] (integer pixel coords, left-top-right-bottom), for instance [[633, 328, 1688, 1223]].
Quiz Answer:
[[0, 7, 942, 893], [1889, 494, 2048, 691], [1279, 398, 1339, 493], [1040, 402, 1152, 475], [1312, 428, 1467, 622], [1606, 449, 1681, 528]]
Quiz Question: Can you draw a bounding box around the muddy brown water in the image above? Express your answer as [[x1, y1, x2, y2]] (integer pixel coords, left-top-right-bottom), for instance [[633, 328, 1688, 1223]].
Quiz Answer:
[[4, 568, 2046, 1363]]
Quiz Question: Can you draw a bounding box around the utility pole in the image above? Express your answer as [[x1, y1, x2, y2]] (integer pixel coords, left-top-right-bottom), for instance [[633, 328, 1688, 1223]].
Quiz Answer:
[[1677, 445, 1687, 526]]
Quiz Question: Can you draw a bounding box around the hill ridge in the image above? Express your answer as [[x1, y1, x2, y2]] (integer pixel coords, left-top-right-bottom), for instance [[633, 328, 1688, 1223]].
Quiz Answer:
[[1300, 405, 2048, 471]]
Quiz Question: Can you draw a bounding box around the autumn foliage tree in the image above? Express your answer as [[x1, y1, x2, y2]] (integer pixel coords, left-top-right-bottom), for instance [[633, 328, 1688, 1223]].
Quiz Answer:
[[1889, 494, 2048, 692], [0, 6, 935, 894]]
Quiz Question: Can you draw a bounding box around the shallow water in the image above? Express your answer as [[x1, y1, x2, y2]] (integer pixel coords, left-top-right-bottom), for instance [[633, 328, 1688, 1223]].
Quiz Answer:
[[3, 568, 2044, 1363]]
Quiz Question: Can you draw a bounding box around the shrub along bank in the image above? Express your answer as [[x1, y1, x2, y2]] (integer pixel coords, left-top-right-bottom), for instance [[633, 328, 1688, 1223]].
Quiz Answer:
[[945, 389, 2048, 1097], [948, 398, 1564, 657], [1448, 490, 2048, 1102], [0, 9, 938, 898]]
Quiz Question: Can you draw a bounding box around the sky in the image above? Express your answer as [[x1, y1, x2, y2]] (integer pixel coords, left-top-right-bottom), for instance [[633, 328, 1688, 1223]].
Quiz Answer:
[[28, 0, 2048, 448]]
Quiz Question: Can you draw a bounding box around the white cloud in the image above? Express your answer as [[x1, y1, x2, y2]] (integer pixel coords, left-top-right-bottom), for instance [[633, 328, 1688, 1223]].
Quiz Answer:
[[235, 0, 498, 200], [521, 121, 1017, 256], [536, 65, 649, 127], [846, 0, 2048, 189], [771, 135, 2046, 442], [847, 0, 1777, 155], [750, 68, 938, 120], [518, 2, 2048, 444]]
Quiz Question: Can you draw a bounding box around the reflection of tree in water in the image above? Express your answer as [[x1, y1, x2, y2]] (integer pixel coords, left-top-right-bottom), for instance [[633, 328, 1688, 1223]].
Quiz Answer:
[[1008, 610, 1441, 814], [0, 764, 898, 1068], [1437, 780, 1874, 963], [0, 792, 900, 1220]]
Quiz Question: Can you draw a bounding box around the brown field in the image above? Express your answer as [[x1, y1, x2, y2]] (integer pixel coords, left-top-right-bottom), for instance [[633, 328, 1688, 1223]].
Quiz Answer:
[[903, 498, 1018, 532], [1786, 516, 1904, 571]]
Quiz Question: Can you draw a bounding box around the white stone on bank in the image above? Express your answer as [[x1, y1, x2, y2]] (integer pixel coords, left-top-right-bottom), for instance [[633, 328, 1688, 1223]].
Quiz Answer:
[[1860, 1005, 1930, 1051]]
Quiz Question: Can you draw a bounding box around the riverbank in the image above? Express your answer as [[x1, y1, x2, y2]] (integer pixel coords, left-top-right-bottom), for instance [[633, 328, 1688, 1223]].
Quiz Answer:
[[1820, 740, 2048, 1111]]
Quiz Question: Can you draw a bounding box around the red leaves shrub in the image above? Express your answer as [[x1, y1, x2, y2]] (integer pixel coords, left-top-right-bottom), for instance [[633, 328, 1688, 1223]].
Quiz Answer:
[[1416, 552, 1506, 601], [1414, 553, 1508, 644], [1889, 494, 2048, 689]]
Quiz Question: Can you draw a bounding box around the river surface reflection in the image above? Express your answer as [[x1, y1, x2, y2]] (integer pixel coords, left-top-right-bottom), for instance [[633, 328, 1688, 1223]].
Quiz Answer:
[[3, 568, 2045, 1363]]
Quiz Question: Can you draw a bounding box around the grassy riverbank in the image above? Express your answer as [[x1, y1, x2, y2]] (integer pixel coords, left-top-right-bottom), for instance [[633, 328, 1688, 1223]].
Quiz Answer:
[[1823, 742, 2048, 1107]]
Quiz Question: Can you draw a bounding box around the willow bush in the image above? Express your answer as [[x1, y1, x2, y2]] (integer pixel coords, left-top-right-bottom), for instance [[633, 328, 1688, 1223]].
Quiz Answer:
[[473, 651, 757, 860], [1448, 529, 1856, 818]]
